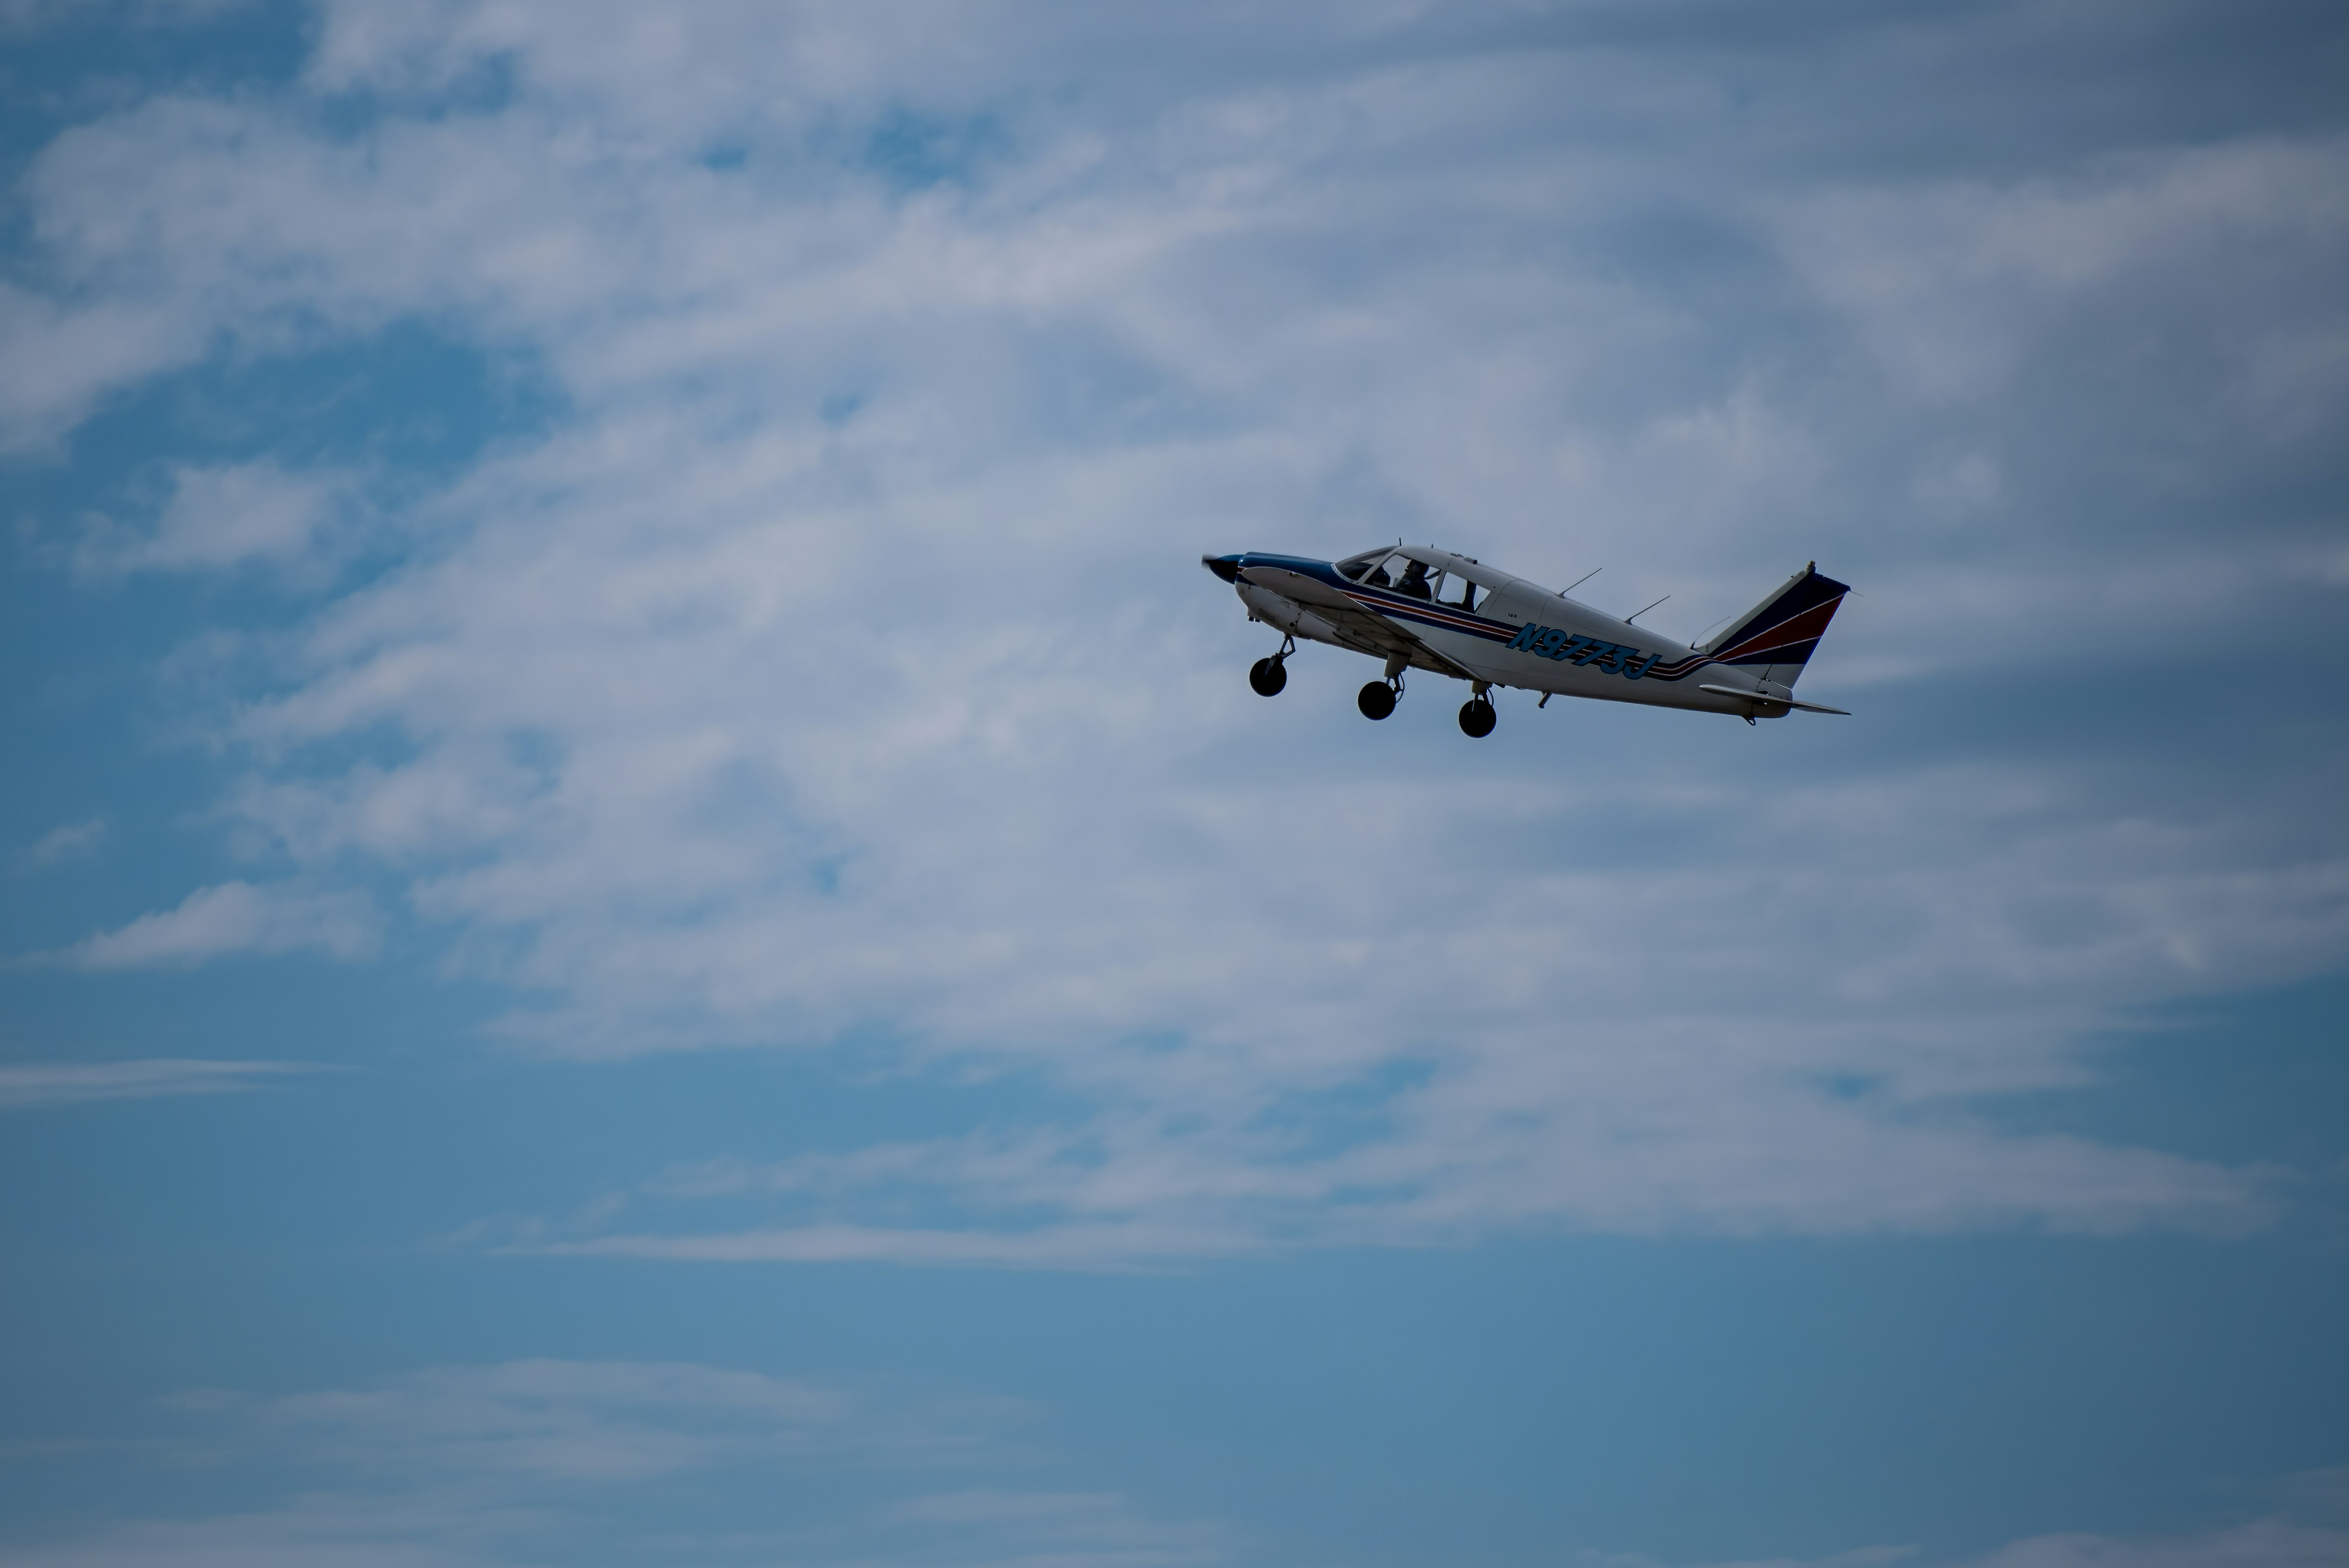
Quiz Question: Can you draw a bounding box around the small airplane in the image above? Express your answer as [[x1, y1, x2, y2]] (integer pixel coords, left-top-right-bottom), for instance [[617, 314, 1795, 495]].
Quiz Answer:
[[1201, 544, 1851, 735]]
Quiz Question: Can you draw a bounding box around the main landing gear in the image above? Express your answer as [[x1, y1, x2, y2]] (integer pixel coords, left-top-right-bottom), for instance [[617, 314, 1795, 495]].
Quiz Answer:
[[1247, 645, 1496, 737], [1248, 634, 1295, 697], [1359, 658, 1407, 720], [1455, 678, 1496, 737]]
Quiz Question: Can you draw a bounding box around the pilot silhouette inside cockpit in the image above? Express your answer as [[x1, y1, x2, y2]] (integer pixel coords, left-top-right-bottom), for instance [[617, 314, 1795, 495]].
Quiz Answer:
[[1396, 560, 1433, 600]]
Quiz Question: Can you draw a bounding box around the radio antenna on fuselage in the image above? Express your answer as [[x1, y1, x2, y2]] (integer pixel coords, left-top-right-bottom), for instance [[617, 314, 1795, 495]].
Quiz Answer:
[[1690, 611, 1736, 649], [1626, 595, 1670, 623], [1561, 567, 1602, 596]]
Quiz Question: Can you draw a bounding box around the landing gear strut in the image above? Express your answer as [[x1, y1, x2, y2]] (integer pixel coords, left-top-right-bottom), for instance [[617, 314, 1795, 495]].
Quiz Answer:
[[1248, 634, 1295, 697]]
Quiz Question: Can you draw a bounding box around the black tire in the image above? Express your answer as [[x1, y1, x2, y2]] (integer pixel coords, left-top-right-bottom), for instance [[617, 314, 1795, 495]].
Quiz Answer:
[[1458, 698, 1496, 738], [1357, 681, 1397, 720], [1249, 657, 1288, 697]]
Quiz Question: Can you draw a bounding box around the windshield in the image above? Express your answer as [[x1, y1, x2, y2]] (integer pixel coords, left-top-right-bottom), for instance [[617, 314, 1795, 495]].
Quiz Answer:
[[1336, 548, 1477, 609]]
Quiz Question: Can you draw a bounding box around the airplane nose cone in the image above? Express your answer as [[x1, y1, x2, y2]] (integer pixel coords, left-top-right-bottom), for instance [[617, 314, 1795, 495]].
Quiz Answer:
[[1201, 553, 1242, 583]]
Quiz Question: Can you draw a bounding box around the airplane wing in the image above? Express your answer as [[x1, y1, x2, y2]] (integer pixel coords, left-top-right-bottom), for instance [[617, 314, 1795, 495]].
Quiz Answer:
[[1228, 556, 1485, 680], [1308, 594, 1482, 680]]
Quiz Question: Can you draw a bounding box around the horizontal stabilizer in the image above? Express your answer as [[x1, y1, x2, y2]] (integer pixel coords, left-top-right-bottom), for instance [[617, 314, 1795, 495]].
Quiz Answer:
[[1697, 683, 1850, 715]]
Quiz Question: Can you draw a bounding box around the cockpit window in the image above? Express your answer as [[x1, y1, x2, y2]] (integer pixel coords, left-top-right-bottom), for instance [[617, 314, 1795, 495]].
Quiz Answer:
[[1338, 548, 1478, 608]]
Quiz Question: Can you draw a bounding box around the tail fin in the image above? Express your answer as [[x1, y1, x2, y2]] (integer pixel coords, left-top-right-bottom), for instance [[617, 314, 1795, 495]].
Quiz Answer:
[[1698, 562, 1850, 689]]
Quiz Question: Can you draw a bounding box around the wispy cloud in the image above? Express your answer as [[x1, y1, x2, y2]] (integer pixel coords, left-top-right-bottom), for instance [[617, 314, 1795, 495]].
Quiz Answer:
[[211, 1359, 868, 1481], [889, 1488, 1229, 1563], [1962, 1512, 2349, 1568], [514, 1082, 2269, 1268], [536, 1220, 1263, 1271], [0, 1358, 1216, 1567], [1583, 1548, 1916, 1568], [1584, 1493, 2349, 1568], [44, 881, 378, 970], [0, 1, 260, 37], [72, 460, 357, 577], [4, 1360, 2340, 1568], [21, 817, 107, 867], [0, 1058, 324, 1109]]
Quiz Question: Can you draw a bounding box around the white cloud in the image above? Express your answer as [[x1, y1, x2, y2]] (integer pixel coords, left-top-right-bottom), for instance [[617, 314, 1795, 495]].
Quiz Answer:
[[118, 461, 349, 573], [889, 1488, 1230, 1563], [1586, 1497, 2349, 1568], [0, 0, 260, 33], [1584, 1548, 1915, 1568], [50, 881, 378, 969], [66, 461, 354, 579], [539, 1220, 1262, 1270], [4, 1358, 2339, 1568], [8, 3, 2346, 1251], [22, 817, 107, 866], [551, 1059, 2265, 1267], [0, 1359, 1220, 1568], [0, 1507, 499, 1568], [0, 282, 208, 454], [1965, 1521, 2349, 1568], [222, 1359, 861, 1481], [1775, 138, 2349, 407], [0, 1058, 322, 1108]]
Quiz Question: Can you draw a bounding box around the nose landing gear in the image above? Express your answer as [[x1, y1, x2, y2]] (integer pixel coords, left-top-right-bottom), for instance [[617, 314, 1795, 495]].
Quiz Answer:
[[1248, 634, 1296, 697]]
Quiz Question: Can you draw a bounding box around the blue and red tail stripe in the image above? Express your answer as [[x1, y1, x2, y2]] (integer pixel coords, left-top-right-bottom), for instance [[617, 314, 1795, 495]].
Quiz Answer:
[[1703, 566, 1849, 669]]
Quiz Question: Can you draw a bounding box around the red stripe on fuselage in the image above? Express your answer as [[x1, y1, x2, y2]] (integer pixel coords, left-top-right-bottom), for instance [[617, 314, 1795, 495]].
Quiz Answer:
[[1339, 588, 1511, 639]]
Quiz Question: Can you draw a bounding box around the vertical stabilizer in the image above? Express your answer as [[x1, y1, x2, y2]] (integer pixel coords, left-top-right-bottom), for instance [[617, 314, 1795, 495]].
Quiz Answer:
[[1698, 563, 1851, 689]]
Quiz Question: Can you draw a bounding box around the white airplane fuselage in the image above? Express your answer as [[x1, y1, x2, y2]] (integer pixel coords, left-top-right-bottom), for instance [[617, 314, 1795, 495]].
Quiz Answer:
[[1203, 545, 1851, 727]]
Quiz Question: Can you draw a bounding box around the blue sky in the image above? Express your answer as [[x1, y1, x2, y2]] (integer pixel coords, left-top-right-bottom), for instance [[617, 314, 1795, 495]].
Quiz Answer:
[[3, 1, 2346, 1563]]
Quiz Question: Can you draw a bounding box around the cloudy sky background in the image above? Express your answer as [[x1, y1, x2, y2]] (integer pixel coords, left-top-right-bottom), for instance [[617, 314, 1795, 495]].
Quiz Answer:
[[3, 1, 2346, 1563]]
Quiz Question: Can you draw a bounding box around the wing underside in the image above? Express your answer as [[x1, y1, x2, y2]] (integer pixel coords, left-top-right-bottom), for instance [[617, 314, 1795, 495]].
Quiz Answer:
[[1313, 596, 1480, 679]]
